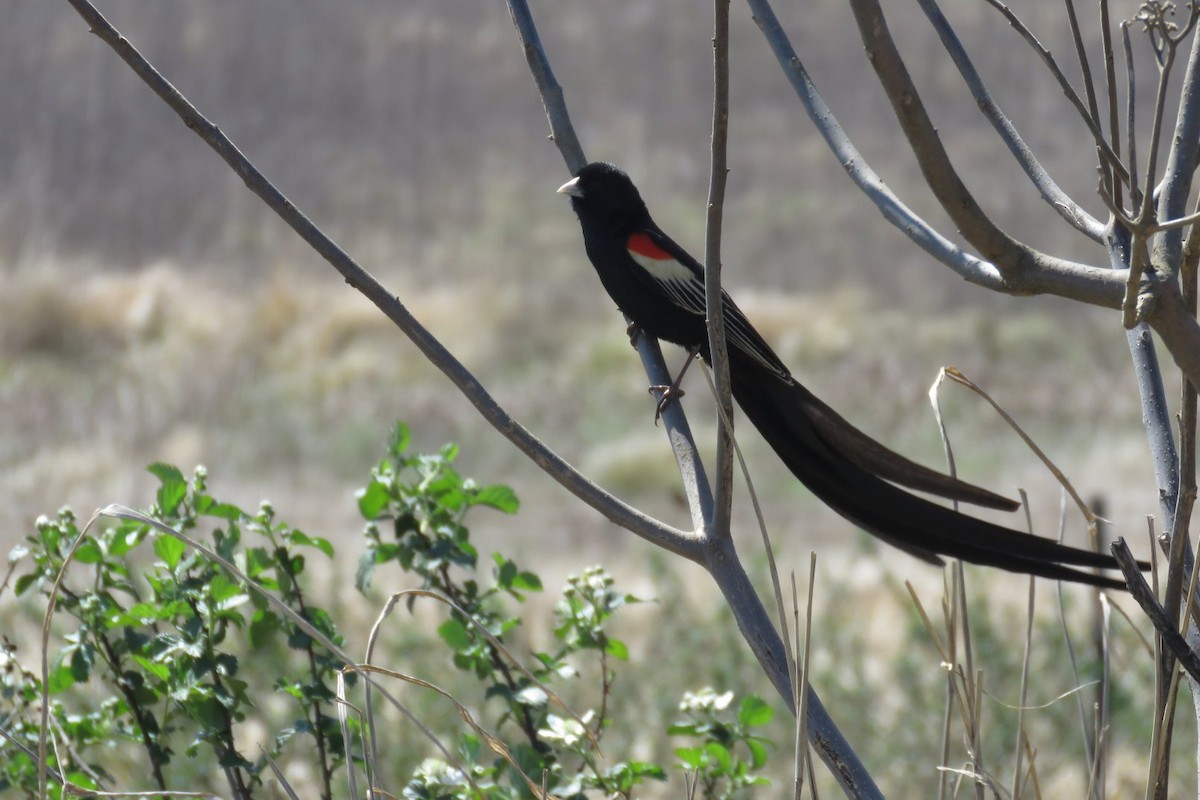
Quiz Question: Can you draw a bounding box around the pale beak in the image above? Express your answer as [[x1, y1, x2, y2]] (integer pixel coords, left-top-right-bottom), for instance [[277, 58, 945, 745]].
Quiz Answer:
[[557, 176, 583, 198]]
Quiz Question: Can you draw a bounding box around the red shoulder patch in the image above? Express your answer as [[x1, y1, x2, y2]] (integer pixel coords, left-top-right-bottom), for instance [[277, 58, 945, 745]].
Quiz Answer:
[[626, 232, 672, 260]]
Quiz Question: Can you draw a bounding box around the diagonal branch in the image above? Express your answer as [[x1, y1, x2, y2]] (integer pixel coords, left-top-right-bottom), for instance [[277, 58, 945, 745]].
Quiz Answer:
[[507, 0, 713, 534], [745, 0, 1200, 388], [1103, 0, 1128, 211], [848, 0, 1108, 278], [63, 0, 704, 563], [980, 0, 1130, 186], [1112, 540, 1200, 683], [507, 2, 884, 797], [745, 0, 1123, 305], [916, 0, 1105, 242], [1152, 15, 1200, 274]]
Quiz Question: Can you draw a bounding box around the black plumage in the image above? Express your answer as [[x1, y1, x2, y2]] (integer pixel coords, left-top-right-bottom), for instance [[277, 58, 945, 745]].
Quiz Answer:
[[560, 161, 1131, 589]]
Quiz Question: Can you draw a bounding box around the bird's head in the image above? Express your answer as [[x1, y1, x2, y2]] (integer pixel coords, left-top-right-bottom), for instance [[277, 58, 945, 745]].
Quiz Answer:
[[558, 162, 651, 234]]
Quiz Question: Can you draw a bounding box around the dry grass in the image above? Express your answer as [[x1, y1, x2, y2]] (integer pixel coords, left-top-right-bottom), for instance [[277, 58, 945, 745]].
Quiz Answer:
[[0, 253, 1181, 795]]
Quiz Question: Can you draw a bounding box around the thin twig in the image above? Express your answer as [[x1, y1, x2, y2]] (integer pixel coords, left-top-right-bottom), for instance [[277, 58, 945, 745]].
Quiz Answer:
[[915, 0, 1104, 241], [980, 0, 1130, 183], [1112, 539, 1200, 682], [1121, 20, 1139, 212], [706, 0, 735, 539], [63, 0, 704, 563], [744, 0, 1200, 385], [1098, 0, 1125, 213], [1151, 7, 1200, 274]]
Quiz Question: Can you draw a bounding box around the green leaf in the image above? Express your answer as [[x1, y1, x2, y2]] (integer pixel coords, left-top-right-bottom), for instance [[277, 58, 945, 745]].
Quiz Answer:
[[249, 609, 282, 647], [607, 761, 667, 791], [704, 741, 733, 773], [205, 502, 245, 521], [746, 738, 769, 769], [154, 533, 186, 569], [437, 619, 472, 652], [108, 523, 145, 556], [48, 655, 77, 693], [289, 531, 334, 557], [108, 602, 165, 627], [470, 484, 519, 513], [133, 654, 171, 682], [673, 746, 706, 769], [356, 481, 390, 519], [62, 771, 98, 791], [512, 571, 542, 592], [495, 556, 517, 588], [147, 462, 185, 485], [627, 761, 667, 780], [72, 538, 102, 564], [738, 695, 773, 728], [355, 549, 377, 592], [604, 638, 630, 661], [210, 575, 248, 609], [388, 422, 411, 457], [70, 643, 95, 682], [243, 546, 274, 580], [148, 462, 187, 512], [14, 573, 37, 596]]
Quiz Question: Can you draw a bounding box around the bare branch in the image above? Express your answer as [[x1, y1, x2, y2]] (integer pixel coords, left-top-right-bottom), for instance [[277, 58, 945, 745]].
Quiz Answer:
[[1135, 20, 1185, 228], [916, 0, 1105, 241], [1112, 540, 1200, 682], [1122, 21, 1142, 209], [849, 0, 1021, 266], [505, 2, 584, 173], [1107, 231, 1181, 528], [706, 0, 735, 539], [746, 0, 1119, 301], [1064, 0, 1104, 134], [63, 0, 705, 563], [1152, 10, 1200, 273], [980, 0, 1131, 185], [508, 0, 718, 534], [745, 0, 1200, 387]]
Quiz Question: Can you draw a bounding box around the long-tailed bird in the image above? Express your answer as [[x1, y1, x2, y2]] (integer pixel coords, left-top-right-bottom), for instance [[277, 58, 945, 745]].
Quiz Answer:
[[559, 161, 1130, 589]]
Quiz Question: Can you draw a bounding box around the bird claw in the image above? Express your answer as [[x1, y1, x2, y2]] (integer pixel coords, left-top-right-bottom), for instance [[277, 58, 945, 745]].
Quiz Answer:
[[626, 321, 642, 348], [649, 384, 685, 425]]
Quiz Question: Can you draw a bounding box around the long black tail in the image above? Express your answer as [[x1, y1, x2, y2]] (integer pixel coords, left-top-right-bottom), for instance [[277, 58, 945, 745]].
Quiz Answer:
[[726, 352, 1131, 589]]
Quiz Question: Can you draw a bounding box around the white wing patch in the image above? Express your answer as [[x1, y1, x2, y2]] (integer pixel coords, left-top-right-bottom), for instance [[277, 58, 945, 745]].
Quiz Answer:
[[628, 248, 696, 283], [628, 244, 793, 383]]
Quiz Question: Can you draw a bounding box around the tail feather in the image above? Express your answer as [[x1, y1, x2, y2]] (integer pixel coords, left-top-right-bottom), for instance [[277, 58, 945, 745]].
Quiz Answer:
[[789, 380, 1020, 511], [726, 352, 1129, 589]]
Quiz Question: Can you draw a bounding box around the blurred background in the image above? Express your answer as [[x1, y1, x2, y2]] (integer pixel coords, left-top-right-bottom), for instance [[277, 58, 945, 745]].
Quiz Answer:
[[0, 1, 1177, 792], [1, 0, 1160, 560]]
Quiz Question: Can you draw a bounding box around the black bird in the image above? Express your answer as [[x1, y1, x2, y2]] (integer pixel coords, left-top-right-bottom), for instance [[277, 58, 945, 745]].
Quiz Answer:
[[559, 161, 1131, 589]]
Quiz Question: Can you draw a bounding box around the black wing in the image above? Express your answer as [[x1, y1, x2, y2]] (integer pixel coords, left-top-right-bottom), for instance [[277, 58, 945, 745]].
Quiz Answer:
[[634, 227, 1020, 512], [633, 226, 793, 383]]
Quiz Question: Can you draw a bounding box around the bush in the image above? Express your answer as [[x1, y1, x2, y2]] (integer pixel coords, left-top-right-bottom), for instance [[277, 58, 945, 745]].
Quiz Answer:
[[1, 422, 773, 799]]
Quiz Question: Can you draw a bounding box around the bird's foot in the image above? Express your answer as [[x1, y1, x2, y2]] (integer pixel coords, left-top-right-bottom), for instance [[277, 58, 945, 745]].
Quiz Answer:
[[649, 384, 685, 425], [626, 321, 642, 348]]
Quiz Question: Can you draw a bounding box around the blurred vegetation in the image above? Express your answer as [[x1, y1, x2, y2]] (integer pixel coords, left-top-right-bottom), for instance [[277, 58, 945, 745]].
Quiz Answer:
[[0, 1, 1182, 793], [2, 425, 1187, 797], [1, 1, 1165, 542]]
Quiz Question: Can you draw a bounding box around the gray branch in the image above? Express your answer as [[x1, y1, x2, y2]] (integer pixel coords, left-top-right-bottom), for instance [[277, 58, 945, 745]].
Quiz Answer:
[[507, 1, 882, 796], [705, 0, 736, 540], [916, 0, 1106, 242], [745, 0, 1200, 389], [62, 0, 706, 563], [1153, 23, 1200, 273]]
